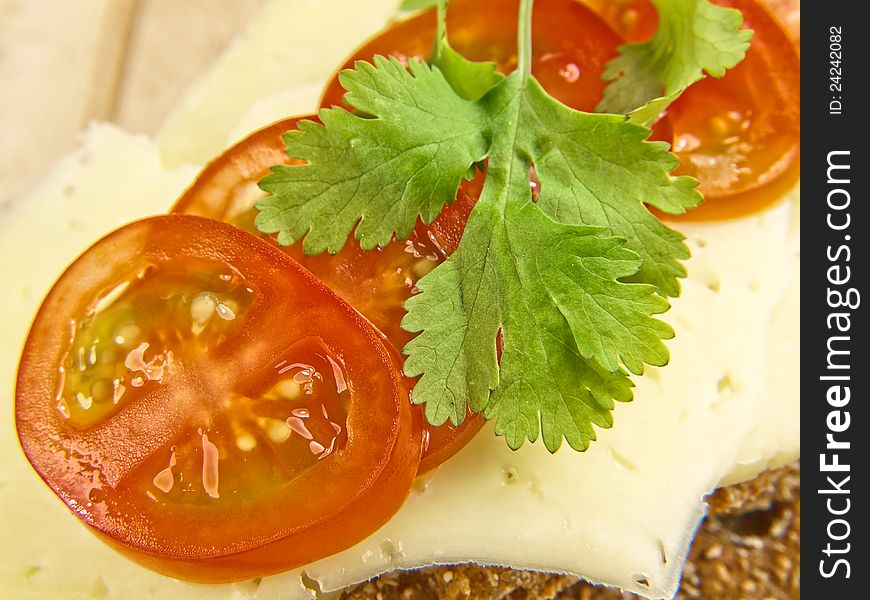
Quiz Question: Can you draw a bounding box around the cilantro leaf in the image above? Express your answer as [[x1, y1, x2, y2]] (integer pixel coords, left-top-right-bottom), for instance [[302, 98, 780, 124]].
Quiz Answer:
[[597, 0, 752, 125], [403, 197, 660, 451], [519, 78, 699, 296], [436, 43, 504, 102], [404, 73, 685, 450], [429, 0, 505, 101], [255, 55, 699, 450], [256, 56, 489, 254]]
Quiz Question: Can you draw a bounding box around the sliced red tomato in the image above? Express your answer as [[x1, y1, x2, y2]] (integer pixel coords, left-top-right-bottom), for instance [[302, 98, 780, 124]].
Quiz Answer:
[[173, 117, 483, 475], [15, 215, 421, 582], [586, 0, 800, 220], [320, 0, 624, 112], [255, 1, 624, 469], [665, 0, 800, 220]]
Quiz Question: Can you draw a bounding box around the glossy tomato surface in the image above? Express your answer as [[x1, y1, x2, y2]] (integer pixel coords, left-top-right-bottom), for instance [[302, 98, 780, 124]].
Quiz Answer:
[[587, 0, 800, 220], [16, 215, 421, 582], [194, 1, 627, 470], [320, 0, 624, 113], [173, 120, 483, 474], [665, 0, 800, 220]]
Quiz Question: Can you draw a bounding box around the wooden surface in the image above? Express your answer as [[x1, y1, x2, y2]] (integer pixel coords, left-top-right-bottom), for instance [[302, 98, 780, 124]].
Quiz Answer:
[[0, 0, 266, 206]]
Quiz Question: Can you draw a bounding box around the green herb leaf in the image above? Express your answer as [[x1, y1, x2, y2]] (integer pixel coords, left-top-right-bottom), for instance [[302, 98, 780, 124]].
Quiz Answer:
[[257, 56, 489, 253], [403, 197, 658, 451], [404, 74, 690, 451], [429, 1, 504, 101], [597, 0, 752, 125], [256, 55, 699, 450], [400, 0, 440, 11], [437, 43, 504, 101]]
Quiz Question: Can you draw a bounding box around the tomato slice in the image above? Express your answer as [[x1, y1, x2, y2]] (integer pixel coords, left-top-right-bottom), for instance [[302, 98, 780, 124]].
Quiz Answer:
[[173, 117, 483, 475], [586, 0, 800, 220], [664, 0, 800, 220], [170, 0, 672, 474], [15, 215, 421, 582], [320, 0, 624, 113]]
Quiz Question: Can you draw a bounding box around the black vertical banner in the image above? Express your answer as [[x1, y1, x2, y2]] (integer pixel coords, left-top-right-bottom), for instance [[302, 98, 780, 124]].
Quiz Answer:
[[803, 2, 866, 597]]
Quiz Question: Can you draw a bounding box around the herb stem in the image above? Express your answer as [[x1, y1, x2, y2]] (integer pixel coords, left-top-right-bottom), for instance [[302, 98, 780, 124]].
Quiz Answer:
[[517, 0, 534, 80], [431, 0, 448, 63]]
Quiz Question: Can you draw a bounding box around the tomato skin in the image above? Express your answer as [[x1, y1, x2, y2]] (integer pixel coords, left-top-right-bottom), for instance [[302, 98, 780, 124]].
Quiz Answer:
[[169, 0, 639, 475], [586, 0, 800, 220], [175, 118, 301, 223], [320, 0, 623, 113], [174, 117, 485, 475], [660, 0, 800, 221], [16, 215, 421, 582]]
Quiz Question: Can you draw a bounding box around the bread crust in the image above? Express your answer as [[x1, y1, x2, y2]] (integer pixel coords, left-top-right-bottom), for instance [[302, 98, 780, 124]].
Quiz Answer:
[[344, 462, 800, 599]]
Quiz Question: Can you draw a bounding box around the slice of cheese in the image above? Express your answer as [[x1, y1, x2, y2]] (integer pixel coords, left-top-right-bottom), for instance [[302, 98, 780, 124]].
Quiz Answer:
[[721, 190, 800, 486], [0, 124, 224, 598], [258, 196, 797, 600], [0, 123, 797, 598], [0, 0, 799, 598], [156, 0, 402, 168]]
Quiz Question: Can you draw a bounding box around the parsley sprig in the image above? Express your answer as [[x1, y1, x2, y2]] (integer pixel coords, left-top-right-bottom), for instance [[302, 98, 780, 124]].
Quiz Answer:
[[257, 0, 746, 451], [597, 0, 752, 125]]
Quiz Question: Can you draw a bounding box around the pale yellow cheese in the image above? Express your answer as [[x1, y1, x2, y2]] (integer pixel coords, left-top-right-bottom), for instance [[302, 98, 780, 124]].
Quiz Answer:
[[0, 124, 225, 598], [0, 127, 797, 596], [156, 0, 402, 167], [721, 190, 800, 486]]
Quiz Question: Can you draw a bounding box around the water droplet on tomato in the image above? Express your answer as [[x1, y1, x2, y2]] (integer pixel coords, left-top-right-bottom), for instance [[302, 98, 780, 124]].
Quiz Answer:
[[201, 432, 220, 499], [326, 355, 348, 394], [318, 437, 337, 460], [56, 398, 71, 419], [112, 379, 125, 404], [293, 369, 314, 385], [75, 392, 93, 410], [215, 301, 236, 321], [93, 281, 131, 314], [559, 62, 580, 83], [153, 450, 177, 493], [286, 416, 313, 440]]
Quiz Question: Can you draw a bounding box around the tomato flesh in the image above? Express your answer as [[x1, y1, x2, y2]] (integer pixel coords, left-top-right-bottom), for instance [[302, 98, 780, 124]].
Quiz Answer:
[[662, 0, 800, 220], [174, 117, 484, 474], [585, 0, 800, 220], [16, 215, 421, 582]]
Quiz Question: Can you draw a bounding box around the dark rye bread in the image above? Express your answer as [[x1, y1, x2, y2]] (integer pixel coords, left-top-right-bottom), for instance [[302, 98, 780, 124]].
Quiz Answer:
[[344, 462, 800, 599]]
